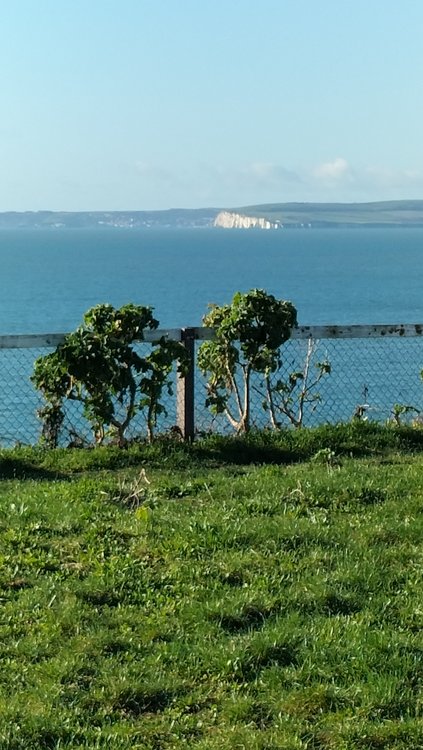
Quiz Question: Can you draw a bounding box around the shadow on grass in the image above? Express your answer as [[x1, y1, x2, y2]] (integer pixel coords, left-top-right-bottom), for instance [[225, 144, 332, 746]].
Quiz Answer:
[[194, 438, 297, 466], [211, 603, 277, 634], [0, 455, 67, 481], [193, 423, 423, 466], [114, 686, 178, 715], [2, 423, 423, 477], [232, 641, 299, 682]]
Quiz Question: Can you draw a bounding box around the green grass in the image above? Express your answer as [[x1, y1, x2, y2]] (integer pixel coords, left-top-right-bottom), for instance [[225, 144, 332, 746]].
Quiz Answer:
[[0, 426, 423, 748]]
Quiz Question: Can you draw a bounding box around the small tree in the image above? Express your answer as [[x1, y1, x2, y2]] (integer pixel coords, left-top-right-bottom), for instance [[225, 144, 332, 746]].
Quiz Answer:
[[389, 402, 419, 426], [197, 289, 297, 433], [263, 338, 331, 428], [32, 303, 188, 446]]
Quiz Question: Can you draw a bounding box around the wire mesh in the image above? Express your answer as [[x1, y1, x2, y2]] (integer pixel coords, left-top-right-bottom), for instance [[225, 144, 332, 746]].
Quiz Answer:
[[0, 348, 47, 445], [194, 335, 423, 434], [0, 333, 422, 446], [0, 343, 180, 447]]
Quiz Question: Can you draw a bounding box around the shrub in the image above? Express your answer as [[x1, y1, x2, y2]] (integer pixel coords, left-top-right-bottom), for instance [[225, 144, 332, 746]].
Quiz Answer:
[[197, 289, 297, 433], [32, 303, 188, 446]]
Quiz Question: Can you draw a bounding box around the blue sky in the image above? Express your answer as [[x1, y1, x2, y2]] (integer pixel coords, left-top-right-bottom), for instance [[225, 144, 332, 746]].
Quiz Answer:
[[1, 0, 423, 210]]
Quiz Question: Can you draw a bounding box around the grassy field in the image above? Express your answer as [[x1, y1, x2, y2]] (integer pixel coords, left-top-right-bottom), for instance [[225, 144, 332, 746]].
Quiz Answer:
[[0, 425, 422, 749]]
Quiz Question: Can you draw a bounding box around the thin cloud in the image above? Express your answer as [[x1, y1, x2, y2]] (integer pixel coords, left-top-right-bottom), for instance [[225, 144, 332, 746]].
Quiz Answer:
[[130, 158, 423, 207], [310, 158, 423, 197], [241, 162, 301, 185], [206, 161, 302, 192], [364, 166, 423, 189], [313, 157, 351, 181]]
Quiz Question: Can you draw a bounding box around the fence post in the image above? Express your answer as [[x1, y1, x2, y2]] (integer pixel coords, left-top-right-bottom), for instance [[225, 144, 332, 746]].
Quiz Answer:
[[177, 327, 196, 440]]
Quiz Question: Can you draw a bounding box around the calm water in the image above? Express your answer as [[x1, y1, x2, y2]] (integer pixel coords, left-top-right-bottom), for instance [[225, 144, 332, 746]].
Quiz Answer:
[[0, 227, 422, 334], [0, 227, 423, 443]]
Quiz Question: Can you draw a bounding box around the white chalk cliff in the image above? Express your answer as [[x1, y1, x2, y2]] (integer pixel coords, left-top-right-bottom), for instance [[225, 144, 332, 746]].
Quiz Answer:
[[214, 211, 281, 229]]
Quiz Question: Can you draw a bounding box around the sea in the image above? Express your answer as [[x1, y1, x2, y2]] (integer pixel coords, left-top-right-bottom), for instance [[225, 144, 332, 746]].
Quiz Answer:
[[1, 226, 423, 443], [1, 226, 422, 333]]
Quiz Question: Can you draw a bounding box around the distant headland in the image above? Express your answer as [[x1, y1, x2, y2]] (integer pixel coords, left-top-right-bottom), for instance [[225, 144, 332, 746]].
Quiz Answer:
[[2, 200, 423, 229]]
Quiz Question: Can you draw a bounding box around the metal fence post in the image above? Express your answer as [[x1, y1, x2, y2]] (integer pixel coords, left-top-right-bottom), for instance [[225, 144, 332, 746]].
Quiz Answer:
[[177, 327, 196, 440]]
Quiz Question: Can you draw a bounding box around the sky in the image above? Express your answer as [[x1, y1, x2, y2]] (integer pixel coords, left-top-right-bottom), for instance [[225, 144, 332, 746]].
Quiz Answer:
[[1, 0, 423, 211]]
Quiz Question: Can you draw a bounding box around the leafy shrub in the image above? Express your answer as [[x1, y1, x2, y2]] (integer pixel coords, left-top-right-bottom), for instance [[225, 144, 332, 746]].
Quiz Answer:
[[198, 289, 297, 433], [32, 303, 188, 446]]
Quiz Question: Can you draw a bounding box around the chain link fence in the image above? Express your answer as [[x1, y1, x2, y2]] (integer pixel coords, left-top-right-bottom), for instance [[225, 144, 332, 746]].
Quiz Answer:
[[0, 341, 179, 447], [194, 334, 423, 434], [0, 326, 422, 446]]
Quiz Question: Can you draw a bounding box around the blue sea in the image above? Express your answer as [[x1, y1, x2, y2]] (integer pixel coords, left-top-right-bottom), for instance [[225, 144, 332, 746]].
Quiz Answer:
[[0, 227, 422, 334], [1, 226, 423, 444]]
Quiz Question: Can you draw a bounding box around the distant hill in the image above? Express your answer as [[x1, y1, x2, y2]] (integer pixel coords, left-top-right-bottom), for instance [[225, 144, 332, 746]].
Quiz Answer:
[[0, 208, 218, 230], [2, 201, 423, 229], [232, 200, 423, 227]]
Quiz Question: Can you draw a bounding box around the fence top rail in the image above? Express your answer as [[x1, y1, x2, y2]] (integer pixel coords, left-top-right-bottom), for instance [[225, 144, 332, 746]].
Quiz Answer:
[[292, 323, 423, 339], [0, 328, 183, 349], [1, 323, 422, 349]]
